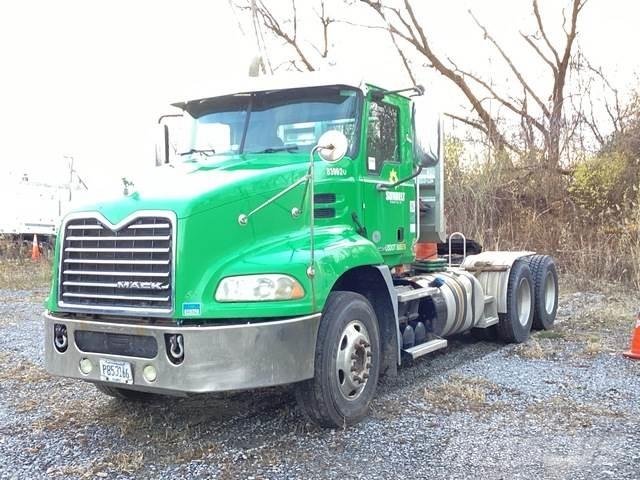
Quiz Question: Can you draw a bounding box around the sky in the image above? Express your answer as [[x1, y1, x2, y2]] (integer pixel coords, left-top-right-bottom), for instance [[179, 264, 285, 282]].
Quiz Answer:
[[0, 0, 638, 190]]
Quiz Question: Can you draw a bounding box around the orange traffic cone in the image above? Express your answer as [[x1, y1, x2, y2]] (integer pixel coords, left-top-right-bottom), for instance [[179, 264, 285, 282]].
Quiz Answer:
[[31, 234, 40, 261], [623, 312, 640, 360]]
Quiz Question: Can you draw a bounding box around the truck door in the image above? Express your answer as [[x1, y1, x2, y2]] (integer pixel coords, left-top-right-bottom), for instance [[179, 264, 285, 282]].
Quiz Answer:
[[361, 94, 415, 266]]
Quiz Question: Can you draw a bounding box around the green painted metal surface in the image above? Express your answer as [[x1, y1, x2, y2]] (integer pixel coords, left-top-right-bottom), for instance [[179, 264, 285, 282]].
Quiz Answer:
[[48, 85, 422, 321]]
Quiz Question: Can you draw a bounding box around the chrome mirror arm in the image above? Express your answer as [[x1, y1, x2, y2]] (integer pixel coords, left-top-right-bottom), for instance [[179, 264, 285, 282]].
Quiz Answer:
[[237, 174, 309, 226]]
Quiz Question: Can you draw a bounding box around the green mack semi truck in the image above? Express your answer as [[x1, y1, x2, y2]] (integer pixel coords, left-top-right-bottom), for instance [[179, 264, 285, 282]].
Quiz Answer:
[[44, 73, 558, 427]]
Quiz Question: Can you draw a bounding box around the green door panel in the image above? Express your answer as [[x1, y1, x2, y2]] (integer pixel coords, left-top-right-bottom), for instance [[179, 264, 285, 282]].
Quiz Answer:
[[360, 90, 416, 266]]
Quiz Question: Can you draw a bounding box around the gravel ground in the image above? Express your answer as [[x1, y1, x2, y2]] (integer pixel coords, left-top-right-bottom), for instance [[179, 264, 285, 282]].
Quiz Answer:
[[0, 277, 639, 479]]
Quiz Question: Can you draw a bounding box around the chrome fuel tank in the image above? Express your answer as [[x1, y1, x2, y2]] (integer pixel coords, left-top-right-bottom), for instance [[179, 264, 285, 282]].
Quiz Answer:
[[413, 271, 485, 337]]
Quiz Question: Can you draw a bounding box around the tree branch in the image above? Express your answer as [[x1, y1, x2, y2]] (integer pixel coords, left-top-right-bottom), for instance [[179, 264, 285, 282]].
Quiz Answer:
[[359, 0, 512, 153], [532, 0, 561, 65], [451, 63, 548, 135], [469, 9, 551, 118], [520, 32, 558, 74]]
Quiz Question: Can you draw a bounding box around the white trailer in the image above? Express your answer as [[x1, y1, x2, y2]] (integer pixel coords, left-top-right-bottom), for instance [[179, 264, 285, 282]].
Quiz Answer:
[[0, 158, 89, 239]]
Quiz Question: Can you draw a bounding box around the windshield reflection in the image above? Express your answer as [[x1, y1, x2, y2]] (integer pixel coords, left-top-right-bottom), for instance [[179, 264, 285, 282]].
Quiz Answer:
[[176, 86, 361, 160]]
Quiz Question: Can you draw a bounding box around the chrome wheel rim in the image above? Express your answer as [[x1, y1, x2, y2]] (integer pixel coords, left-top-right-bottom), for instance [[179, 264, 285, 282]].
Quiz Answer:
[[517, 277, 532, 326], [335, 320, 372, 401], [544, 272, 556, 315]]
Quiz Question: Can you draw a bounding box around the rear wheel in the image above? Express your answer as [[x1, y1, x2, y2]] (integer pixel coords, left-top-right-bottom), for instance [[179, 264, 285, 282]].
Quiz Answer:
[[95, 383, 156, 401], [524, 255, 558, 330], [295, 291, 380, 428], [497, 260, 534, 343]]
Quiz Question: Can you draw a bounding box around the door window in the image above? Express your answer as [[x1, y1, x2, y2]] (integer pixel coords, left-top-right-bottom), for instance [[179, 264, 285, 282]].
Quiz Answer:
[[366, 101, 399, 174]]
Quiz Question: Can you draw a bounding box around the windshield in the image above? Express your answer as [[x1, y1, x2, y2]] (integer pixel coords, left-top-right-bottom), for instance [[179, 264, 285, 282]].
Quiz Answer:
[[177, 86, 361, 158]]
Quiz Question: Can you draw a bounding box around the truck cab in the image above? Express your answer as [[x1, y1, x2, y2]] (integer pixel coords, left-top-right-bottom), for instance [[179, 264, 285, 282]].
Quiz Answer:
[[44, 73, 558, 427]]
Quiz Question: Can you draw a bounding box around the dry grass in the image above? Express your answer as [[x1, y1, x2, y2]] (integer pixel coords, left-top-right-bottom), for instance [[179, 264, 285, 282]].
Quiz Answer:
[[25, 378, 159, 435], [445, 158, 640, 290], [173, 443, 219, 463], [0, 359, 50, 383], [557, 293, 637, 357], [580, 334, 610, 356], [48, 451, 145, 478], [513, 339, 550, 360], [0, 258, 52, 290], [27, 388, 236, 467], [423, 374, 501, 415], [535, 330, 566, 340], [527, 395, 625, 430], [107, 451, 145, 474], [513, 331, 566, 360]]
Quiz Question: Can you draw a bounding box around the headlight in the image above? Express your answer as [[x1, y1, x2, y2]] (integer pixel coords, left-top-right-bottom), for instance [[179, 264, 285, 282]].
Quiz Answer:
[[215, 274, 305, 302]]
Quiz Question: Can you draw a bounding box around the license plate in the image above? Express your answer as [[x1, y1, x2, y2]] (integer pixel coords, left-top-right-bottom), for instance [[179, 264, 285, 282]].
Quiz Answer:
[[99, 359, 133, 384]]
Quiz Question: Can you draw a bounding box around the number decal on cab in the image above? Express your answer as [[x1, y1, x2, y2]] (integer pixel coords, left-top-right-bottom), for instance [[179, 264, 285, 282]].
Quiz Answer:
[[326, 167, 347, 177]]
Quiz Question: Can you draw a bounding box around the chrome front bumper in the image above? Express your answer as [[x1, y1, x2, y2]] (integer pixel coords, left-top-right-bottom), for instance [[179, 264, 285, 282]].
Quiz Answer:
[[43, 311, 321, 394]]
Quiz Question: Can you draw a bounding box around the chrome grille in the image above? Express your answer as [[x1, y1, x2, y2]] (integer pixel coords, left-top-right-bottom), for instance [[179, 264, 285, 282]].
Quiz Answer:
[[58, 214, 174, 315]]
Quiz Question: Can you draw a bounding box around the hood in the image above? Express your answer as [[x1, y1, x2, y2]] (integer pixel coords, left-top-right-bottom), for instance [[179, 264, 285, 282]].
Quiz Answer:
[[69, 153, 311, 224]]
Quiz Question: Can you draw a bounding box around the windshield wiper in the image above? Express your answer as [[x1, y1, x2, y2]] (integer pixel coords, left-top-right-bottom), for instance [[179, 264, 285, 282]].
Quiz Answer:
[[256, 145, 299, 154], [179, 148, 216, 157]]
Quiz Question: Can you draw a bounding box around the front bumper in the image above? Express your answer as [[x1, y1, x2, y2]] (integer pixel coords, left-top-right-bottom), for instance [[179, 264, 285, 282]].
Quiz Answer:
[[43, 311, 321, 394]]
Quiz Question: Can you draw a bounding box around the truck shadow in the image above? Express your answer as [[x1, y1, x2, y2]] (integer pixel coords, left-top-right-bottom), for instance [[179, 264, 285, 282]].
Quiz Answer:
[[105, 334, 506, 441], [377, 334, 505, 396]]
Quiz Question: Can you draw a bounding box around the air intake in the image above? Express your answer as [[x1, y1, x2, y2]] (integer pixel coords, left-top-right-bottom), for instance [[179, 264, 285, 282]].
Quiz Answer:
[[58, 213, 175, 316]]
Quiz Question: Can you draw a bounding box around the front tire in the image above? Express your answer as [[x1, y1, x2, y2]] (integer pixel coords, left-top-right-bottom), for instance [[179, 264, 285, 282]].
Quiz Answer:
[[295, 291, 381, 428], [497, 260, 534, 343]]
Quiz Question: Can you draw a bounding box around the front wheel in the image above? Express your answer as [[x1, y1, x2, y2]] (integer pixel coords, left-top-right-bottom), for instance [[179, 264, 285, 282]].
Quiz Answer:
[[295, 291, 380, 428]]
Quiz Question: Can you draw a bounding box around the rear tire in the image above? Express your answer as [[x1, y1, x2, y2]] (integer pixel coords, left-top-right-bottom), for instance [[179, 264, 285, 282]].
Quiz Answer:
[[524, 255, 558, 330], [497, 260, 534, 343], [295, 291, 380, 428], [95, 383, 155, 401]]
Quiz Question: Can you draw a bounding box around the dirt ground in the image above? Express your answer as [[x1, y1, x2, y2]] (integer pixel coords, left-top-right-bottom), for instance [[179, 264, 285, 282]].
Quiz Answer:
[[0, 269, 639, 479]]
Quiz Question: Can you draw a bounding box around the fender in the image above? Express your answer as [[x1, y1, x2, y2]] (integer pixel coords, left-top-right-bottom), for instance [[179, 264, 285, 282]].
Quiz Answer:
[[198, 225, 386, 318], [461, 251, 535, 314]]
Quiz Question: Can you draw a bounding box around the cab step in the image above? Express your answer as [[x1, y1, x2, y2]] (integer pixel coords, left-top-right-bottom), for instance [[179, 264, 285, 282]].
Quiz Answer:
[[402, 338, 448, 360], [475, 316, 499, 328]]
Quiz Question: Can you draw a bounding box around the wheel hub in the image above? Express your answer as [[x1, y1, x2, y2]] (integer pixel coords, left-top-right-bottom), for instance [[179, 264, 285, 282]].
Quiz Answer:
[[517, 277, 532, 326], [544, 272, 556, 314], [335, 320, 372, 401]]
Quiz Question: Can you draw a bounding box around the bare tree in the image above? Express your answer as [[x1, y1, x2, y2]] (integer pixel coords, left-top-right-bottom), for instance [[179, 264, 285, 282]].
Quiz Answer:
[[359, 0, 588, 169], [574, 53, 638, 149], [233, 0, 336, 72]]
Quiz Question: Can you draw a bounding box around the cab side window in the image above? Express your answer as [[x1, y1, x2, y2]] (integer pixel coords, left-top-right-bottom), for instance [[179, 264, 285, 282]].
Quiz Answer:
[[366, 101, 399, 174]]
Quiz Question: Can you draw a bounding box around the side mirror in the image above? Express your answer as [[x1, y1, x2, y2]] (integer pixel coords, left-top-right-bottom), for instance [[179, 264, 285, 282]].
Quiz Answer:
[[412, 99, 443, 168], [316, 130, 348, 163], [155, 124, 170, 166]]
